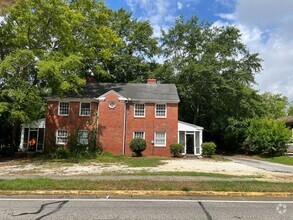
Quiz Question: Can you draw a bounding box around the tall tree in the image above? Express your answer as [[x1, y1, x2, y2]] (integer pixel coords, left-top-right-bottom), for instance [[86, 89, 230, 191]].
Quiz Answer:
[[104, 8, 159, 82], [0, 0, 120, 148], [160, 16, 263, 150]]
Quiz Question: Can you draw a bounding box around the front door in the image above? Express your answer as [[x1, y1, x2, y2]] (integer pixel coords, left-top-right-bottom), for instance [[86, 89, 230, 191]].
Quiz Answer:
[[28, 130, 38, 152], [186, 133, 194, 154]]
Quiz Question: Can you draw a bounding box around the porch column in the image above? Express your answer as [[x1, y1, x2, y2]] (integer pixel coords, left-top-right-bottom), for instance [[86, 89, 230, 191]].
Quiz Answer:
[[199, 130, 203, 155], [19, 126, 25, 151]]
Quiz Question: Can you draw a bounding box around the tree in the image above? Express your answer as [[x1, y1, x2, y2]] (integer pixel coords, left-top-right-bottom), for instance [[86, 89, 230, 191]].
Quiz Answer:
[[259, 92, 288, 119], [244, 117, 292, 157], [104, 8, 159, 82], [287, 103, 293, 116], [160, 16, 262, 151], [0, 0, 120, 148]]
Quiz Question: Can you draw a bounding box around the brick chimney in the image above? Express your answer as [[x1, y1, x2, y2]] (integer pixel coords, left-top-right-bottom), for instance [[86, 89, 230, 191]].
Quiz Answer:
[[147, 78, 157, 84]]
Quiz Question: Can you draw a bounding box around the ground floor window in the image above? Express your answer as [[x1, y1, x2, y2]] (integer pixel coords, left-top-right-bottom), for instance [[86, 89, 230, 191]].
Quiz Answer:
[[56, 130, 68, 145], [154, 132, 166, 147], [133, 131, 145, 139], [78, 130, 89, 145]]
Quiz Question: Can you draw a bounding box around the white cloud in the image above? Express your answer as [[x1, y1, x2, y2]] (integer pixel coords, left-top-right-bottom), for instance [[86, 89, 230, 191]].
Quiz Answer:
[[216, 0, 293, 100], [177, 2, 182, 10]]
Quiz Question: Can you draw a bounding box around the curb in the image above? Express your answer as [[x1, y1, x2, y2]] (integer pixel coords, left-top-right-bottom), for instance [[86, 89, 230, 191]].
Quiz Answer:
[[0, 190, 292, 198]]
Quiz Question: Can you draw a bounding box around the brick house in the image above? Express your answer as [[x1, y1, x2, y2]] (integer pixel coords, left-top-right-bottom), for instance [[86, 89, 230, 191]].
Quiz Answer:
[[19, 79, 203, 156]]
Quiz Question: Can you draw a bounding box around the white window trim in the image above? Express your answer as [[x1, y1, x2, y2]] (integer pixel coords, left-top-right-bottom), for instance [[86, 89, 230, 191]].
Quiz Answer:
[[155, 104, 167, 118], [134, 103, 145, 118], [58, 102, 70, 116], [133, 131, 145, 139], [56, 129, 68, 145], [154, 132, 166, 147], [78, 130, 89, 145], [79, 102, 91, 117]]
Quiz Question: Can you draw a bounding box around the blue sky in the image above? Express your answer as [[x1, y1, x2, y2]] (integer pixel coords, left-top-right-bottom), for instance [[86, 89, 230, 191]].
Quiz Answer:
[[104, 0, 293, 102]]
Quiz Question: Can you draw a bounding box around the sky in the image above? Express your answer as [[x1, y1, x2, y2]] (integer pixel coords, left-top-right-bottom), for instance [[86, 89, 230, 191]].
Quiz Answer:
[[105, 0, 293, 102]]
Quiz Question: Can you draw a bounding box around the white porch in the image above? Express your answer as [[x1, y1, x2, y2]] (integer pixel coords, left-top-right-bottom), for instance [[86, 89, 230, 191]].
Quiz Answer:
[[178, 121, 203, 155], [19, 118, 45, 152]]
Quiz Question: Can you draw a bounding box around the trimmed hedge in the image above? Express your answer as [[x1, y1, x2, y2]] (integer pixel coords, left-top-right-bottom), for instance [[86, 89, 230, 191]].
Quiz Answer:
[[129, 138, 147, 157], [202, 142, 216, 156], [170, 143, 184, 157]]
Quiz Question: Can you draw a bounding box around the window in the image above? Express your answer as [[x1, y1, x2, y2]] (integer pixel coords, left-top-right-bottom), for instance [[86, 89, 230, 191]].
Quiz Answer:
[[58, 102, 69, 116], [133, 131, 145, 139], [155, 104, 167, 118], [134, 103, 145, 117], [80, 103, 91, 116], [78, 130, 89, 145], [56, 130, 68, 145], [155, 132, 166, 147]]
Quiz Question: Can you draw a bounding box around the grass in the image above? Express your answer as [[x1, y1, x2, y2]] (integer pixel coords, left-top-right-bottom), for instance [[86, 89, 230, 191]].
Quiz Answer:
[[101, 171, 263, 179], [30, 151, 166, 167], [265, 156, 293, 166], [95, 152, 167, 167], [0, 178, 292, 192]]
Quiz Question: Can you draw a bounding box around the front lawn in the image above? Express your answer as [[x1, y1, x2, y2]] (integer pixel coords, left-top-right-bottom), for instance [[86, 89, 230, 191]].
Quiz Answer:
[[30, 151, 167, 167], [0, 178, 292, 192], [265, 156, 293, 166]]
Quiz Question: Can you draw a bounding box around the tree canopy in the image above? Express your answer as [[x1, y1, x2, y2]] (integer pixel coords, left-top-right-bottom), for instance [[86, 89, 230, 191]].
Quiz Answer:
[[0, 1, 290, 154]]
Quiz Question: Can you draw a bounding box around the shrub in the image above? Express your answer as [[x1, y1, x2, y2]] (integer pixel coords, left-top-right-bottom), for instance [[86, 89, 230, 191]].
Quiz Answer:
[[54, 147, 70, 159], [170, 143, 184, 157], [244, 117, 292, 157], [202, 142, 216, 157], [129, 138, 147, 157]]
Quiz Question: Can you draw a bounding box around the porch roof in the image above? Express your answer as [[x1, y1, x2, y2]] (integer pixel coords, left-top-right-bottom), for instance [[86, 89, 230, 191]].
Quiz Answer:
[[21, 118, 46, 128], [178, 121, 203, 131]]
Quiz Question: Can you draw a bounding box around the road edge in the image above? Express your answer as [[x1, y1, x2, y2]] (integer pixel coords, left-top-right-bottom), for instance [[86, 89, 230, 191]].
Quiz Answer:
[[0, 190, 292, 198]]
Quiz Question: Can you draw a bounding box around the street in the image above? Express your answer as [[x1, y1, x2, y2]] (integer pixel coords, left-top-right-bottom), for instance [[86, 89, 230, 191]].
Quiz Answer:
[[0, 197, 292, 220]]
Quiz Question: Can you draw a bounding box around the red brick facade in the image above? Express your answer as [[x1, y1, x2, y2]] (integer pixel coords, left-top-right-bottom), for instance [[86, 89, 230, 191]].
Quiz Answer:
[[45, 88, 178, 157]]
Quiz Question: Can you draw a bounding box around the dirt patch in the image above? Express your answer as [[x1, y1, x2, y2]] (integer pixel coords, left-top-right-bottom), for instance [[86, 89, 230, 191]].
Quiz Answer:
[[0, 159, 292, 181]]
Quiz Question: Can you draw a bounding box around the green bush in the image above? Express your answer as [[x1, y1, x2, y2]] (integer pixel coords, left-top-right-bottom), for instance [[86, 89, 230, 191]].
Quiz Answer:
[[170, 143, 184, 157], [202, 142, 216, 156], [129, 138, 147, 157], [54, 147, 70, 159], [244, 117, 292, 157]]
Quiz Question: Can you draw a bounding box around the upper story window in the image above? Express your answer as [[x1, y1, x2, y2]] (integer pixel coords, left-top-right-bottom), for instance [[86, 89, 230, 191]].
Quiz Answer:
[[154, 132, 166, 147], [155, 104, 167, 118], [58, 102, 69, 116], [80, 103, 91, 116], [78, 130, 89, 145], [134, 103, 145, 117], [133, 131, 145, 139], [56, 130, 68, 145]]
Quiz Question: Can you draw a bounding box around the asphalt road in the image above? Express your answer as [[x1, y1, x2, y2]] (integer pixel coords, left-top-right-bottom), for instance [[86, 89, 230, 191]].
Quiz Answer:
[[226, 157, 293, 174], [0, 198, 292, 220]]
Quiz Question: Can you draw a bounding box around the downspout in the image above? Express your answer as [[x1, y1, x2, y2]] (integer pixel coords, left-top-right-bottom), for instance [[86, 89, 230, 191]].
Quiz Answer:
[[119, 98, 129, 155], [122, 101, 126, 155]]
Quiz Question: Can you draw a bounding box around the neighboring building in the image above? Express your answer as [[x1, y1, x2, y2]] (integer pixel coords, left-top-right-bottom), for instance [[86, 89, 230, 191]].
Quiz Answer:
[[19, 79, 203, 156]]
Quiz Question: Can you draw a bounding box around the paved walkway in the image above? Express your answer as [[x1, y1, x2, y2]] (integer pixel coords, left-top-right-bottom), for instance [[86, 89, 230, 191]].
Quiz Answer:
[[226, 157, 293, 174]]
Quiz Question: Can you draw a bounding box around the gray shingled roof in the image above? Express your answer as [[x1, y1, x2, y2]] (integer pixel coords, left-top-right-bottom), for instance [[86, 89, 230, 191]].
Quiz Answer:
[[56, 83, 180, 102]]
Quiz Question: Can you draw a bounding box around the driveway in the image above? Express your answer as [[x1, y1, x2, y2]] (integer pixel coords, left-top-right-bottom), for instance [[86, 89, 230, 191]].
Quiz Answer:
[[226, 156, 293, 174]]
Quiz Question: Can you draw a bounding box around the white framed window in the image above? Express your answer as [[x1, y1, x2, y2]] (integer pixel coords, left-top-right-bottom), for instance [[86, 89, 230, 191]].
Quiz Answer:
[[154, 132, 166, 147], [155, 104, 167, 118], [56, 130, 68, 145], [134, 103, 145, 117], [58, 102, 69, 116], [78, 130, 89, 145], [133, 131, 145, 139], [80, 103, 91, 116]]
